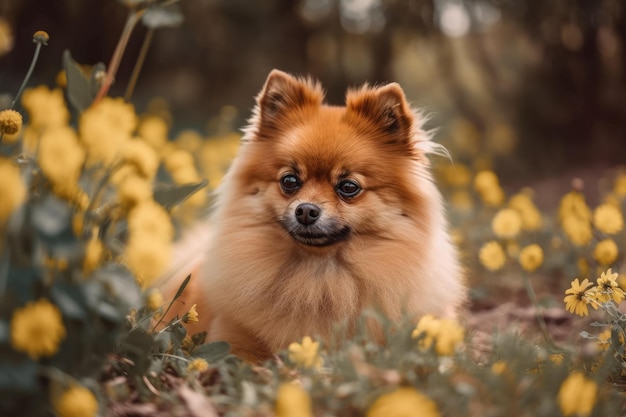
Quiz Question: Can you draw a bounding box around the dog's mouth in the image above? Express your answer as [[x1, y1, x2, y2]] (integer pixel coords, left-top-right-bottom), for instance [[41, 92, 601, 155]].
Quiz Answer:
[[286, 225, 351, 247]]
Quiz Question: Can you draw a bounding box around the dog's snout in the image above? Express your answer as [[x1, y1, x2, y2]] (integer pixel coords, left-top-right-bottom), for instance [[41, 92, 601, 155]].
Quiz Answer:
[[295, 203, 321, 225]]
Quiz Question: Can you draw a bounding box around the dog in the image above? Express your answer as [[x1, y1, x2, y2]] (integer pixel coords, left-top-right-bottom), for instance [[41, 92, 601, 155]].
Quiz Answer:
[[163, 70, 466, 361]]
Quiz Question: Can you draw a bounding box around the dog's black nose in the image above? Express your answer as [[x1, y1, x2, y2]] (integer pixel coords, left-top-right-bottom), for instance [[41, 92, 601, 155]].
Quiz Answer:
[[295, 203, 321, 225]]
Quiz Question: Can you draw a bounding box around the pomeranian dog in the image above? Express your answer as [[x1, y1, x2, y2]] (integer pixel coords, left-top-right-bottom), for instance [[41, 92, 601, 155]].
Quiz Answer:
[[164, 70, 466, 361]]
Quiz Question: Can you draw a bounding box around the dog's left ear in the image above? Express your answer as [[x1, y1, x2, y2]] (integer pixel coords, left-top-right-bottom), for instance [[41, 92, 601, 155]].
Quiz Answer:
[[346, 83, 413, 137]]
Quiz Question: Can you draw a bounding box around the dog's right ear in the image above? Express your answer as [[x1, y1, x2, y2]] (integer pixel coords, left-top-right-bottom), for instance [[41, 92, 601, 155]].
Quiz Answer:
[[256, 70, 324, 130]]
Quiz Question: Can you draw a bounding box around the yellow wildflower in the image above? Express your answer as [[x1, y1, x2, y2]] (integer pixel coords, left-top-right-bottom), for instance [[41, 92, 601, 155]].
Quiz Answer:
[[164, 149, 194, 172], [0, 18, 14, 56], [83, 232, 104, 275], [557, 372, 597, 417], [146, 290, 164, 311], [593, 239, 618, 266], [480, 185, 505, 207], [125, 236, 170, 288], [614, 173, 626, 198], [288, 336, 323, 369], [479, 241, 506, 271], [79, 97, 136, 166], [10, 298, 66, 359], [491, 208, 522, 238], [597, 328, 611, 351], [187, 358, 209, 372], [0, 109, 22, 135], [121, 138, 159, 179], [32, 30, 49, 45], [118, 174, 153, 208], [138, 116, 168, 150], [367, 387, 440, 417], [509, 192, 543, 231], [549, 353, 564, 365], [491, 360, 508, 375], [0, 158, 26, 223], [594, 268, 624, 304], [275, 383, 313, 417], [519, 244, 543, 273], [412, 315, 464, 356], [564, 278, 594, 317], [176, 129, 203, 152], [183, 304, 199, 323], [38, 126, 85, 187], [21, 85, 70, 130], [53, 384, 98, 417], [559, 191, 591, 223], [473, 170, 499, 193], [592, 203, 623, 234], [562, 216, 592, 246], [127, 200, 174, 243]]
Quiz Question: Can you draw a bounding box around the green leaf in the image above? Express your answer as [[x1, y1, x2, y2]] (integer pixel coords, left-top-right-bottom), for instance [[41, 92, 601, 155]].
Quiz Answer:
[[63, 50, 105, 113], [50, 283, 88, 320], [142, 3, 184, 28], [153, 180, 208, 210], [192, 341, 230, 364]]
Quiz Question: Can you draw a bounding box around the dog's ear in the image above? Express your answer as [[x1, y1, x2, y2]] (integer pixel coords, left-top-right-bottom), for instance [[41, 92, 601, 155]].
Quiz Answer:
[[346, 83, 413, 138], [256, 70, 324, 129]]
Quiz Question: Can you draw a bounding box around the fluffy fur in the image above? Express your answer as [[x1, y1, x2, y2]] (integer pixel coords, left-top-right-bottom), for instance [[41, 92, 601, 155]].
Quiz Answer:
[[163, 70, 466, 361]]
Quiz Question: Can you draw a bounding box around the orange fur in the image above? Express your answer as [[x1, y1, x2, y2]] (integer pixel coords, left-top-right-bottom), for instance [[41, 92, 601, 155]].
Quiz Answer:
[[164, 70, 466, 361]]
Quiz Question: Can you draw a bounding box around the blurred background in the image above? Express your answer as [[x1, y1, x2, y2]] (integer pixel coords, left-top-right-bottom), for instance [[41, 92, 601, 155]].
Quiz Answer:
[[1, 0, 625, 187]]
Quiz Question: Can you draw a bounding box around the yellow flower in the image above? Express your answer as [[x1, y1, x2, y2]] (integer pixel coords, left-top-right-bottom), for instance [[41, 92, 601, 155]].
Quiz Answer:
[[594, 268, 624, 304], [186, 358, 209, 372], [549, 353, 564, 365], [592, 203, 623, 234], [0, 18, 14, 56], [176, 129, 203, 152], [593, 239, 618, 266], [519, 244, 543, 272], [124, 236, 171, 288], [146, 290, 163, 312], [412, 315, 464, 356], [0, 109, 22, 135], [597, 328, 611, 351], [118, 174, 153, 208], [127, 200, 174, 243], [21, 85, 70, 130], [480, 185, 505, 207], [288, 336, 323, 369], [479, 241, 506, 271], [79, 97, 136, 166], [83, 232, 104, 275], [557, 372, 597, 417], [491, 360, 507, 375], [183, 304, 199, 323], [367, 387, 440, 417], [10, 298, 66, 359], [509, 192, 543, 231], [486, 123, 516, 155], [138, 116, 168, 150], [562, 216, 592, 246], [275, 383, 313, 417], [614, 173, 626, 198], [53, 384, 98, 417], [38, 126, 85, 187], [564, 278, 594, 317], [0, 158, 26, 224], [121, 138, 159, 179], [491, 208, 522, 238], [559, 191, 591, 223], [473, 170, 499, 193]]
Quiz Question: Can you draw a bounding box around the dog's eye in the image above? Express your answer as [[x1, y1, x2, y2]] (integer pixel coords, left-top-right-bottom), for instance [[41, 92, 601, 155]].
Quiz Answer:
[[280, 174, 301, 193], [336, 179, 361, 199]]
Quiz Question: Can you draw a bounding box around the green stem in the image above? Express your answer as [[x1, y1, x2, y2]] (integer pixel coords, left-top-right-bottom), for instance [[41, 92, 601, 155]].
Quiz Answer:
[[522, 273, 556, 349], [93, 9, 145, 105], [124, 27, 154, 101]]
